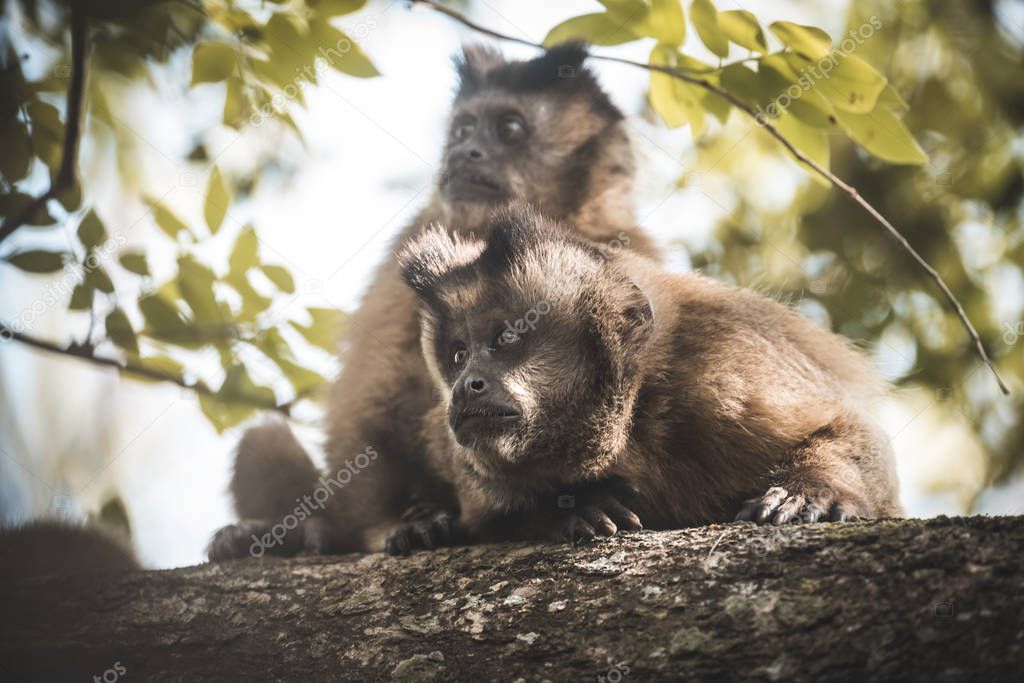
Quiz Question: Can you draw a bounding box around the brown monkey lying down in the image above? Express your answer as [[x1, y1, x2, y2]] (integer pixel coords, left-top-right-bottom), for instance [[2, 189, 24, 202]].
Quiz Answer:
[[398, 202, 902, 543]]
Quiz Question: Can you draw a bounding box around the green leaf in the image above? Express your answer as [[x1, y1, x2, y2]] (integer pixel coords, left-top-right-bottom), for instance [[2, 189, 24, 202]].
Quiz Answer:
[[199, 393, 256, 433], [6, 250, 65, 273], [769, 21, 832, 60], [177, 256, 223, 325], [139, 293, 188, 335], [204, 166, 231, 234], [119, 251, 149, 275], [219, 364, 277, 406], [0, 118, 31, 182], [77, 210, 106, 249], [254, 328, 326, 395], [191, 42, 237, 86], [69, 282, 93, 310], [308, 21, 379, 78], [290, 307, 344, 353], [105, 307, 138, 353], [833, 107, 928, 165], [648, 45, 708, 134], [86, 266, 115, 294], [773, 110, 830, 176], [224, 270, 272, 322], [261, 264, 295, 293], [876, 83, 909, 112], [145, 197, 192, 241], [229, 225, 260, 274], [757, 53, 834, 128], [639, 0, 686, 46], [717, 10, 766, 53], [27, 100, 64, 172], [223, 76, 246, 129], [308, 0, 368, 17], [786, 53, 887, 114], [690, 0, 729, 58], [544, 13, 639, 47], [0, 192, 55, 225]]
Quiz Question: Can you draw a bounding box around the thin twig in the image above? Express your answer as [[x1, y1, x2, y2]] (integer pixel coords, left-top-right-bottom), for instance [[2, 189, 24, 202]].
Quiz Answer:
[[0, 322, 293, 417], [0, 3, 89, 244], [410, 0, 1009, 395]]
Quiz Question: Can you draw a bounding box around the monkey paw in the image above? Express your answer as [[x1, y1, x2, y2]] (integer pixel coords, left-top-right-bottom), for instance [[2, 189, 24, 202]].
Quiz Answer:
[[734, 484, 867, 525], [384, 505, 458, 556], [552, 476, 643, 544]]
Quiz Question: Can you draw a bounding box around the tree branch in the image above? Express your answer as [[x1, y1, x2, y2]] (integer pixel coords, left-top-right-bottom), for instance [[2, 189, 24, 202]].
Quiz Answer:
[[410, 0, 1010, 396], [0, 3, 89, 244], [0, 321, 293, 417]]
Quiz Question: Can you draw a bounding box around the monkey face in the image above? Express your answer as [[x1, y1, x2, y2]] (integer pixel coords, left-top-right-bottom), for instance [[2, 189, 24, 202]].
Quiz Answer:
[[438, 44, 626, 221], [400, 202, 653, 489]]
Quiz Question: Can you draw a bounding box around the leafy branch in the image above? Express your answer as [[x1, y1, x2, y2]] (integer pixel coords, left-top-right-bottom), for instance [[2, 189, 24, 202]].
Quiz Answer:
[[410, 0, 1009, 395], [0, 3, 87, 244], [0, 321, 295, 417]]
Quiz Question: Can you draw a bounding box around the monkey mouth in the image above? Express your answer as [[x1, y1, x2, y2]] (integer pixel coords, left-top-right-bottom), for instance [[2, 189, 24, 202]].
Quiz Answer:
[[443, 169, 507, 201], [450, 404, 522, 434]]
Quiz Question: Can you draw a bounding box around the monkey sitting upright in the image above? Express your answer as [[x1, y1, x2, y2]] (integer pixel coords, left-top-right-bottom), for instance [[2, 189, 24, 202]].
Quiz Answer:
[[209, 43, 660, 560], [398, 203, 902, 541]]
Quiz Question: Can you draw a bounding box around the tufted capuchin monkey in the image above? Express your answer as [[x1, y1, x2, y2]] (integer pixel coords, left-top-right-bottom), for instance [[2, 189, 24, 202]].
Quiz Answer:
[[208, 43, 660, 560], [397, 203, 902, 543]]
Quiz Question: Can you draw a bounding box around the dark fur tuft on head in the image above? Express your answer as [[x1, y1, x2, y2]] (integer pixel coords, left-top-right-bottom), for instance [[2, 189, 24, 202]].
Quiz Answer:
[[398, 226, 484, 296], [454, 42, 622, 122], [478, 201, 553, 273]]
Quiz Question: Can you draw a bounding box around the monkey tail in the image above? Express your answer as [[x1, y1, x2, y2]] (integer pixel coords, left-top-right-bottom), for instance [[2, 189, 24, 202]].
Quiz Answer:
[[230, 420, 324, 521], [0, 520, 139, 579]]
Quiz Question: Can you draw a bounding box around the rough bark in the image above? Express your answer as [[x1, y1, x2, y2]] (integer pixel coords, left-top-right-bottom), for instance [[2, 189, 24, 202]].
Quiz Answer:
[[2, 516, 1022, 682]]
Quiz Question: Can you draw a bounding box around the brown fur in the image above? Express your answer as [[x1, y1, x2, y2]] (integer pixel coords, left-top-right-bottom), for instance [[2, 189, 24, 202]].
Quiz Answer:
[[211, 44, 659, 558], [400, 203, 902, 539]]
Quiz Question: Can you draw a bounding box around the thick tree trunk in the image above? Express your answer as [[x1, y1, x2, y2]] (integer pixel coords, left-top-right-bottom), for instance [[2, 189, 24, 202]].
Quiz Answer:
[[2, 516, 1022, 681]]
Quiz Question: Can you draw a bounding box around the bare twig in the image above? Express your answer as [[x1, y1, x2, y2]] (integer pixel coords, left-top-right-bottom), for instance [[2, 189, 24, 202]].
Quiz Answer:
[[410, 0, 1010, 395], [0, 3, 89, 244], [0, 322, 293, 417]]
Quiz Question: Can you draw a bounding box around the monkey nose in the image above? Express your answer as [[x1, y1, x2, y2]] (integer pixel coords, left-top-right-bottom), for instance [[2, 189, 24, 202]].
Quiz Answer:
[[465, 376, 488, 395], [467, 148, 484, 161]]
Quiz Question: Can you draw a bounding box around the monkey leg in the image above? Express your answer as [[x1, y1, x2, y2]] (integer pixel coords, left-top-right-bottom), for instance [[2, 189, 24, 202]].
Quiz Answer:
[[735, 412, 898, 525], [208, 421, 341, 561]]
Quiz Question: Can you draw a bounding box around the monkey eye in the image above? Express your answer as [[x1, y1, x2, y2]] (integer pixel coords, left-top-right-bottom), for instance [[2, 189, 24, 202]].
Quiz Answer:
[[452, 120, 475, 143], [496, 115, 527, 144], [451, 345, 468, 367]]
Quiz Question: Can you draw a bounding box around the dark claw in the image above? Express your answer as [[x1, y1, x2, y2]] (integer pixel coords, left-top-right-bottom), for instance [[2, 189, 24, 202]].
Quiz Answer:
[[563, 516, 596, 544], [581, 505, 617, 537], [385, 528, 413, 556], [602, 497, 643, 531]]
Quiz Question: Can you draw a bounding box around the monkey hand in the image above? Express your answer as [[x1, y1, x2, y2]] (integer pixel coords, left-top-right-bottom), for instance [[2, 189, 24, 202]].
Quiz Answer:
[[547, 475, 643, 544], [735, 478, 870, 525], [384, 503, 459, 556]]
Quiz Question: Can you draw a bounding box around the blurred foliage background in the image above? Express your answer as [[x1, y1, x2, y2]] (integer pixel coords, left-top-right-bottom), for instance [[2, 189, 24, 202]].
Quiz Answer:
[[0, 0, 1021, 565]]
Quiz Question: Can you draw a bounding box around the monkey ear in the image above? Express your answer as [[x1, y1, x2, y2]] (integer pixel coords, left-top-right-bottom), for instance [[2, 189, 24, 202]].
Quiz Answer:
[[618, 280, 654, 351], [454, 44, 505, 96], [398, 226, 484, 297], [517, 41, 590, 89]]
